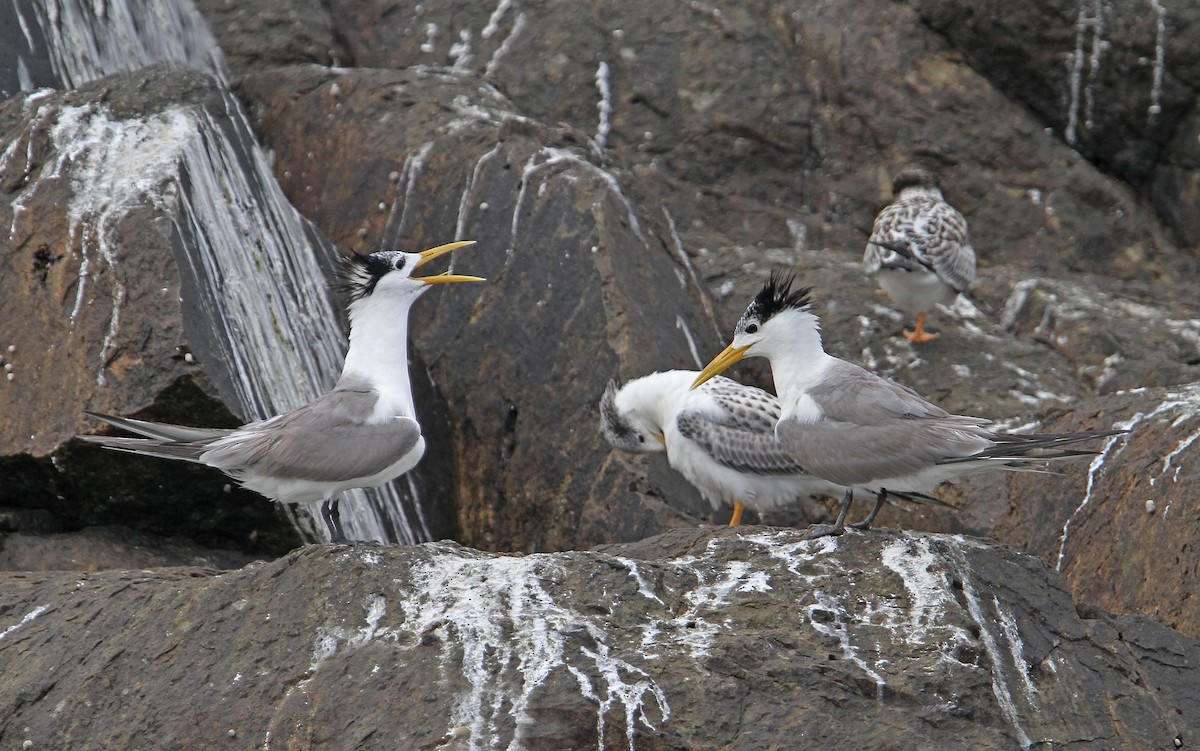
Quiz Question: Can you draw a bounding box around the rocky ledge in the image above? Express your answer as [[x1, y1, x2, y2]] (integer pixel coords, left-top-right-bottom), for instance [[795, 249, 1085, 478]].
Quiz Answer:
[[0, 527, 1194, 750]]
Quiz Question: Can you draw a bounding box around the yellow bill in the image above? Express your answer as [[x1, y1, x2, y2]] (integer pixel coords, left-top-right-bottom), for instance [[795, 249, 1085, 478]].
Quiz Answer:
[[415, 240, 476, 269], [691, 343, 751, 390], [420, 271, 486, 284], [413, 241, 484, 283]]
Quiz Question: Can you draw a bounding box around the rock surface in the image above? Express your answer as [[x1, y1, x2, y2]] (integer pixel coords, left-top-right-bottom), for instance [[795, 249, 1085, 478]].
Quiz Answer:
[[236, 63, 725, 551], [989, 383, 1200, 640], [909, 0, 1200, 244], [0, 527, 1195, 750], [0, 67, 303, 555], [0, 526, 260, 572], [0, 0, 1197, 657]]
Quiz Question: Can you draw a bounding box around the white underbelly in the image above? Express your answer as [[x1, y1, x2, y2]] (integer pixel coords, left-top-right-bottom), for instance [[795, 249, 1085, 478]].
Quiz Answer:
[[878, 268, 958, 314]]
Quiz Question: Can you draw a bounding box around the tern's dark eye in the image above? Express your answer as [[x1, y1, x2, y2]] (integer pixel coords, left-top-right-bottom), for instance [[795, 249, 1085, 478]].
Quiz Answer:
[[393, 257, 407, 271], [638, 434, 645, 443], [745, 323, 759, 334]]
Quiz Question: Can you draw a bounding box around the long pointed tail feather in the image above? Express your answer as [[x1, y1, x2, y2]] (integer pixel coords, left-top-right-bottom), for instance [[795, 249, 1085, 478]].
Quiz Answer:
[[84, 411, 232, 442], [941, 429, 1127, 466], [77, 435, 211, 464]]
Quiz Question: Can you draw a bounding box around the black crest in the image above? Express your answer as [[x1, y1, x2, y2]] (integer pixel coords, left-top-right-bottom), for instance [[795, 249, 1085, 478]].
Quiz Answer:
[[745, 271, 812, 323], [337, 251, 406, 300]]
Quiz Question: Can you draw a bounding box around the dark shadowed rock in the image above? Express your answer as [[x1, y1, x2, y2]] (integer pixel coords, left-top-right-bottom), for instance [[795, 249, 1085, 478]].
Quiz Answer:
[[0, 528, 1195, 749], [191, 0, 343, 75], [908, 0, 1199, 199], [0, 526, 260, 572], [1151, 101, 1200, 246]]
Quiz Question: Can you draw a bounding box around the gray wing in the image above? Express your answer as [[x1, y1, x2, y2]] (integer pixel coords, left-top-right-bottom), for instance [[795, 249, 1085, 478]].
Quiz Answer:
[[201, 387, 422, 483], [866, 197, 976, 291], [677, 378, 810, 476], [776, 360, 990, 486], [808, 360, 956, 421]]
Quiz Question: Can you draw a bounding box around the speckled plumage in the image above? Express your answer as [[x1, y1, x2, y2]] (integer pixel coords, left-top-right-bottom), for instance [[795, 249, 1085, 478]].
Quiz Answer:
[[864, 168, 976, 340]]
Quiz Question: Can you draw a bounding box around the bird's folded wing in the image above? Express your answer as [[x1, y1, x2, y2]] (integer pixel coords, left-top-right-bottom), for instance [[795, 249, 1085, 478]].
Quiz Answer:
[[925, 239, 975, 293], [778, 361, 992, 486], [864, 235, 932, 274], [776, 416, 988, 487], [676, 412, 808, 476], [914, 204, 975, 291], [702, 378, 782, 432], [202, 388, 422, 482], [938, 430, 1119, 465], [77, 435, 213, 463], [808, 362, 967, 421]]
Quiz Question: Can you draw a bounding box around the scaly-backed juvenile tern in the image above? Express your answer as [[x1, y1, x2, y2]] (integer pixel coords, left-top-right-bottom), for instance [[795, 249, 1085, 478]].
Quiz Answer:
[[693, 273, 1120, 538], [600, 370, 949, 526], [863, 167, 975, 343], [82, 241, 483, 543]]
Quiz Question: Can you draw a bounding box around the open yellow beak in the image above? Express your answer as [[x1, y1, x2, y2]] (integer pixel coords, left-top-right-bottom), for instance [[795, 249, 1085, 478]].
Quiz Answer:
[[421, 271, 486, 284], [691, 343, 751, 390], [414, 240, 485, 284]]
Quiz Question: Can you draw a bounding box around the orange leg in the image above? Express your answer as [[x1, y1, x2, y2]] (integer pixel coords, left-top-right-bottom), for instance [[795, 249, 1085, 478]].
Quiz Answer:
[[903, 311, 939, 343], [728, 500, 745, 527]]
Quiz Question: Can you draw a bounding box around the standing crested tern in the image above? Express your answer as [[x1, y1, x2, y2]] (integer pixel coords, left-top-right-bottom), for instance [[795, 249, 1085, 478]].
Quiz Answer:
[[81, 241, 483, 543], [863, 167, 975, 343], [693, 272, 1120, 539], [600, 371, 949, 526]]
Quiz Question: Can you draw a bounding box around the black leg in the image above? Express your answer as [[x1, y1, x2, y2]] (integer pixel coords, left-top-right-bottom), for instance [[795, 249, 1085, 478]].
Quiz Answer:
[[321, 498, 348, 544], [805, 488, 853, 539], [849, 488, 888, 530]]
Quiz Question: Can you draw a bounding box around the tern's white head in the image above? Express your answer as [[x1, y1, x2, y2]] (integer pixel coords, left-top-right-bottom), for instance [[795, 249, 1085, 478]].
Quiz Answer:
[[599, 379, 668, 454], [341, 241, 483, 316], [691, 272, 823, 390], [337, 241, 483, 400]]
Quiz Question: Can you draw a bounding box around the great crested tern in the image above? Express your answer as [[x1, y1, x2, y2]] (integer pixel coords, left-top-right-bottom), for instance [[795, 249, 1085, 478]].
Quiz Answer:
[[82, 241, 483, 543], [693, 273, 1120, 538], [863, 167, 976, 343], [600, 370, 949, 526]]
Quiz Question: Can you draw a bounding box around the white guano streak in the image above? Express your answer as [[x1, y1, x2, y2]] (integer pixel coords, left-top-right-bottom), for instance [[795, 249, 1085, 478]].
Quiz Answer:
[[27, 0, 227, 89], [49, 105, 196, 385], [880, 536, 963, 646], [1055, 397, 1191, 571], [398, 550, 669, 751], [959, 571, 1034, 749], [1065, 0, 1104, 145], [0, 604, 51, 643], [594, 61, 613, 153]]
